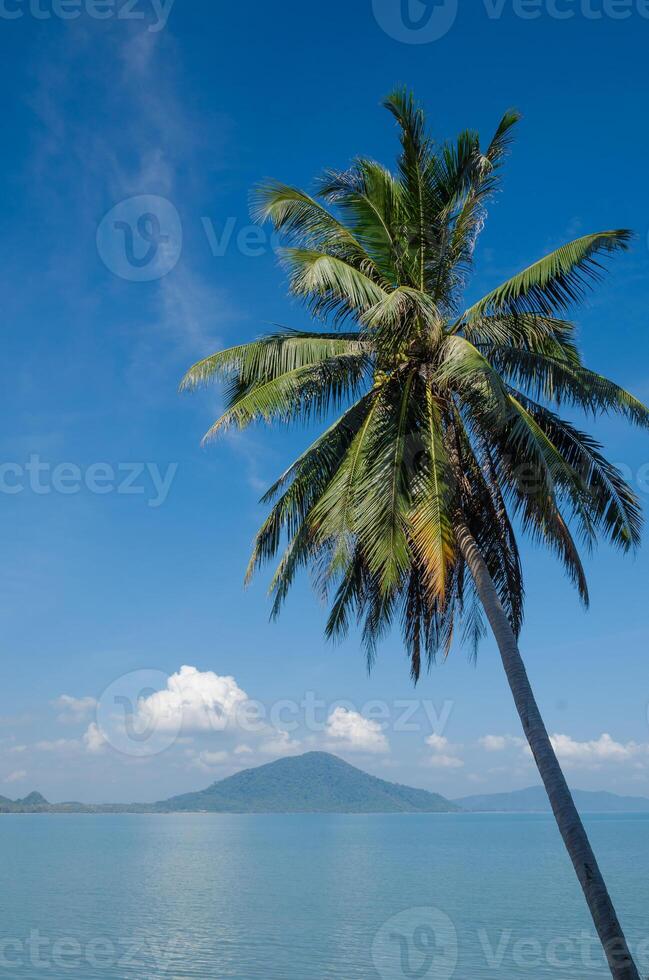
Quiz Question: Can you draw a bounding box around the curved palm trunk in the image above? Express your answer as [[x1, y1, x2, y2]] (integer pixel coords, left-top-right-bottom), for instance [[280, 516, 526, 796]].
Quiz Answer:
[[456, 522, 640, 980]]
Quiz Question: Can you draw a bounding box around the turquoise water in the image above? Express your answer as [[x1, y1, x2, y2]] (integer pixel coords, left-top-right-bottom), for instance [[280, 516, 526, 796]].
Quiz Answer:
[[0, 813, 647, 978]]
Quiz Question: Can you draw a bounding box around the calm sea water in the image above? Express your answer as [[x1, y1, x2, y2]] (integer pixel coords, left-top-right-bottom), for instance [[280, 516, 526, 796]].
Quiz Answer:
[[0, 813, 647, 979]]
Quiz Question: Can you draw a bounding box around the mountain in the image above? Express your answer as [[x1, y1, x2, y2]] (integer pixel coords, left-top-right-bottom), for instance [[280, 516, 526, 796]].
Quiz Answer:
[[0, 753, 458, 815], [17, 792, 49, 807], [157, 752, 460, 813], [0, 791, 53, 813], [456, 786, 649, 813], [4, 759, 647, 815]]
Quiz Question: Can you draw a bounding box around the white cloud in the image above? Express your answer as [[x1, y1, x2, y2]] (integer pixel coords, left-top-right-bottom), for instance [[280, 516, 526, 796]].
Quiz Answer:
[[4, 770, 27, 784], [192, 750, 229, 771], [89, 666, 302, 762], [258, 731, 302, 757], [83, 723, 107, 754], [117, 31, 231, 354], [27, 23, 230, 385], [479, 734, 525, 752], [36, 738, 80, 754], [428, 755, 464, 770], [135, 666, 249, 734], [425, 734, 464, 769], [478, 731, 649, 772], [53, 695, 97, 724], [549, 733, 647, 768], [325, 707, 389, 754]]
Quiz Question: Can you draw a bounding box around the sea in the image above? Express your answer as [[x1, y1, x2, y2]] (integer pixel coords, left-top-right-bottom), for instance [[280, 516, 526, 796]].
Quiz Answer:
[[0, 812, 647, 978]]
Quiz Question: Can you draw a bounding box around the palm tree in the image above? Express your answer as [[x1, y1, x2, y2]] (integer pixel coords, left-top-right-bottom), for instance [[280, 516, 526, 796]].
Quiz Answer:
[[181, 91, 647, 980]]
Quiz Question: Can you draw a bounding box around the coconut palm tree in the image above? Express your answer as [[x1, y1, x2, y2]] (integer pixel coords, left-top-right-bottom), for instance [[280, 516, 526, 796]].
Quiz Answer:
[[181, 91, 647, 980]]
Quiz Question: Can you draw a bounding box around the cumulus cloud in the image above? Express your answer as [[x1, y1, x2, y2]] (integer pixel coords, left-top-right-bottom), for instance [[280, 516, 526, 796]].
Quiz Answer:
[[549, 733, 647, 768], [135, 666, 249, 734], [325, 707, 389, 754], [92, 665, 301, 764], [478, 730, 649, 772], [479, 734, 525, 752], [425, 734, 464, 769], [53, 695, 97, 724]]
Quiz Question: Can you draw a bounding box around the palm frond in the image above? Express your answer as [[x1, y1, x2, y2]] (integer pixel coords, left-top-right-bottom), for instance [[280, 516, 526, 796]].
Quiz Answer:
[[460, 230, 633, 321], [317, 159, 404, 282], [514, 394, 642, 551], [408, 383, 456, 599], [281, 248, 389, 323], [180, 330, 369, 391], [247, 394, 376, 583], [488, 346, 649, 427], [353, 372, 418, 593], [201, 353, 370, 442]]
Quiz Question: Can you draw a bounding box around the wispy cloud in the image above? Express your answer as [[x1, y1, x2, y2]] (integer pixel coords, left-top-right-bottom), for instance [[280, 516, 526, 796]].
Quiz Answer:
[[26, 21, 234, 364], [3, 770, 27, 784], [53, 695, 98, 724], [478, 734, 525, 752], [425, 734, 464, 769]]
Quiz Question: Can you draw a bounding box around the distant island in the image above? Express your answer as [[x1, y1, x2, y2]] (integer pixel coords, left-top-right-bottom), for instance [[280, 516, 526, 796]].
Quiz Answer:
[[0, 753, 458, 814], [455, 785, 649, 813], [2, 753, 648, 814]]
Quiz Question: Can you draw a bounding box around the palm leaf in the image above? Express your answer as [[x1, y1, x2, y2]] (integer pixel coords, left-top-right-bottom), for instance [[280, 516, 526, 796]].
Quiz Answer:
[[408, 383, 456, 599], [459, 230, 633, 321], [180, 330, 369, 391], [201, 353, 370, 442]]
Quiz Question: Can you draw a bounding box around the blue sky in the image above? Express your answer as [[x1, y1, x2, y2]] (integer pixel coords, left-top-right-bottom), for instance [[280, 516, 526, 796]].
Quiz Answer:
[[1, 0, 649, 803]]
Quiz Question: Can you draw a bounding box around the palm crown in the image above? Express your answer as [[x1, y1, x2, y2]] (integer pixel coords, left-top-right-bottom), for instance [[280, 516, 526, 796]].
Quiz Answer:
[[182, 90, 648, 679]]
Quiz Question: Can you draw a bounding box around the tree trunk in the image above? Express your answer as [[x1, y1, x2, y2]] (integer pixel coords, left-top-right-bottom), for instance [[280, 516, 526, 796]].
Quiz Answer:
[[456, 521, 641, 980]]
